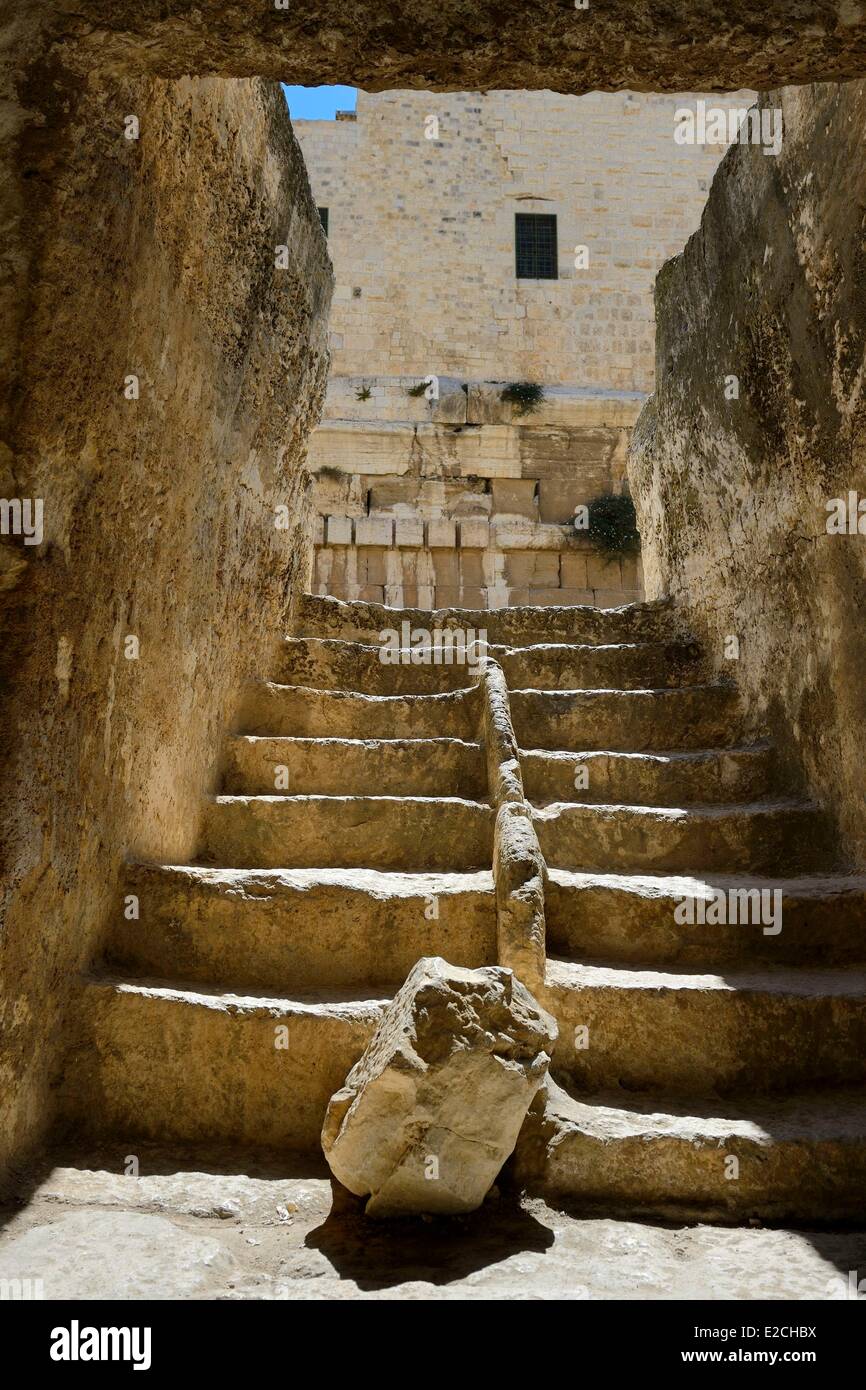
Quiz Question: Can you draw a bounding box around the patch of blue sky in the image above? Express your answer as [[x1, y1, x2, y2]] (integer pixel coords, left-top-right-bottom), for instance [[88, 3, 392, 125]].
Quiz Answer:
[[281, 86, 357, 119]]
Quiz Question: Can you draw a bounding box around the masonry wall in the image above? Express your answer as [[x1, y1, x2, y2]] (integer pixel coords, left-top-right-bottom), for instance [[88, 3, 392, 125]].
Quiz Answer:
[[0, 67, 331, 1184], [308, 384, 643, 608], [630, 82, 866, 865], [294, 89, 749, 609], [296, 89, 752, 387]]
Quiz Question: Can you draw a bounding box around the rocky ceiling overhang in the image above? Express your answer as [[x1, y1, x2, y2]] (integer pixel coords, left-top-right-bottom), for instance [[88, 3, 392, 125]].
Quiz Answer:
[[53, 0, 866, 92]]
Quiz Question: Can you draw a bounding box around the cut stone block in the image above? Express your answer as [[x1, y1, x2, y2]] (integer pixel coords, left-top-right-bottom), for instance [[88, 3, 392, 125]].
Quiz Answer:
[[356, 516, 394, 547], [459, 550, 485, 587], [493, 520, 567, 551], [594, 588, 631, 608], [467, 383, 512, 425], [367, 477, 419, 511], [504, 550, 560, 588], [431, 550, 459, 587], [357, 546, 388, 586], [459, 518, 490, 549], [394, 518, 424, 547], [450, 491, 492, 518], [586, 551, 623, 587], [427, 518, 457, 548], [538, 479, 591, 525], [325, 515, 353, 546], [313, 472, 366, 517], [314, 546, 348, 593], [321, 956, 557, 1217], [431, 387, 469, 424], [491, 479, 538, 519], [560, 552, 588, 588], [395, 549, 418, 584]]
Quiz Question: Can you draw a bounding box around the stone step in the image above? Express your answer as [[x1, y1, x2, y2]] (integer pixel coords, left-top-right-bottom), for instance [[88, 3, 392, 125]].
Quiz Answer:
[[238, 682, 479, 740], [533, 798, 827, 875], [543, 958, 866, 1094], [510, 684, 742, 751], [546, 870, 866, 969], [499, 640, 705, 691], [295, 592, 681, 648], [66, 975, 388, 1153], [222, 735, 486, 798], [511, 1078, 866, 1224], [199, 794, 494, 871], [277, 634, 705, 694], [275, 636, 485, 694], [107, 864, 496, 991], [522, 742, 778, 807]]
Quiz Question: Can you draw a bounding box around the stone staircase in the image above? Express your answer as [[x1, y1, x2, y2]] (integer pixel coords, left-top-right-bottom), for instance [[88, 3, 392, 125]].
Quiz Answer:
[[65, 593, 866, 1222]]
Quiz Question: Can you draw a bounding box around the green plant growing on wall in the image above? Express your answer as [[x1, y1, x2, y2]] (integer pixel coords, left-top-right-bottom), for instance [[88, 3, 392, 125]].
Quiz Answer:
[[406, 381, 428, 398], [355, 383, 372, 401], [585, 492, 641, 555], [500, 381, 546, 416]]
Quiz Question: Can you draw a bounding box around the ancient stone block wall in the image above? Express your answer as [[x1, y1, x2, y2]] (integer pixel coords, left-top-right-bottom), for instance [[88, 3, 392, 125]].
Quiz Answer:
[[308, 383, 643, 608], [630, 82, 866, 865], [0, 65, 332, 1182]]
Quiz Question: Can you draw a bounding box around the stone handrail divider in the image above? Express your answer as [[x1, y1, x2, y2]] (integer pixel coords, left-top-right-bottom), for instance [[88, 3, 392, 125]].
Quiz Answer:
[[476, 656, 547, 995]]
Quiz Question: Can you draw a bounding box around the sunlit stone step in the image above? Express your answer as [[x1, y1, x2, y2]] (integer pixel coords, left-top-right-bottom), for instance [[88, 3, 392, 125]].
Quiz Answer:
[[545, 870, 866, 969], [238, 682, 480, 739], [275, 635, 482, 694], [512, 1078, 866, 1223], [199, 794, 494, 871], [294, 591, 683, 648], [522, 742, 778, 806], [542, 958, 866, 1094], [222, 735, 485, 798], [108, 864, 495, 991], [67, 975, 388, 1153], [499, 639, 705, 691]]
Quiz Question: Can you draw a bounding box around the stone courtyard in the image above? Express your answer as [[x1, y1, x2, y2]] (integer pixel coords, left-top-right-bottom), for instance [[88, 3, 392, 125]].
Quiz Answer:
[[2, 3, 866, 1312], [4, 1146, 866, 1301]]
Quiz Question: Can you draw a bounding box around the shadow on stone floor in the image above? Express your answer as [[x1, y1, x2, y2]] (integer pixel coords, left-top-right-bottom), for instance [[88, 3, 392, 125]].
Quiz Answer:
[[305, 1181, 555, 1290], [0, 1138, 329, 1234]]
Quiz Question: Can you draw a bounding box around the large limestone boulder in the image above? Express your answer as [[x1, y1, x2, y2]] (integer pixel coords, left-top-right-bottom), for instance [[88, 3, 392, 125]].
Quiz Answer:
[[321, 956, 557, 1217]]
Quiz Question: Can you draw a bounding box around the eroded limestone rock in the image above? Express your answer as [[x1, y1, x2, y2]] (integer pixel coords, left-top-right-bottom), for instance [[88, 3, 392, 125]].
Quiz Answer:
[[321, 956, 557, 1217], [0, 71, 332, 1186], [629, 82, 866, 866]]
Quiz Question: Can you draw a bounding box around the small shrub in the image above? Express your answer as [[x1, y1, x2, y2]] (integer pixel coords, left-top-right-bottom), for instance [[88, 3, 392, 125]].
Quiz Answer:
[[585, 493, 641, 555], [500, 381, 546, 416], [355, 383, 372, 402], [406, 381, 428, 397]]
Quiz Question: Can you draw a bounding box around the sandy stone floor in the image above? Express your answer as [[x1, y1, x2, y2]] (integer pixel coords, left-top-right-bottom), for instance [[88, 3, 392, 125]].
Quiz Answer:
[[1, 1145, 864, 1301]]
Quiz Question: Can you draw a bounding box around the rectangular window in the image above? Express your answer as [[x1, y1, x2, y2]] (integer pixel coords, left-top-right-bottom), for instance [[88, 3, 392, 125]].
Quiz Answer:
[[515, 213, 558, 279], [317, 207, 329, 235]]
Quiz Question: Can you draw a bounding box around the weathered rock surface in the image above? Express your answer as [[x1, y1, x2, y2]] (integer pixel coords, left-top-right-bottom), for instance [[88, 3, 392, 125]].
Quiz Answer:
[[0, 71, 332, 1186], [630, 82, 866, 867], [33, 2, 866, 94], [321, 957, 557, 1217], [5, 1145, 866, 1300]]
